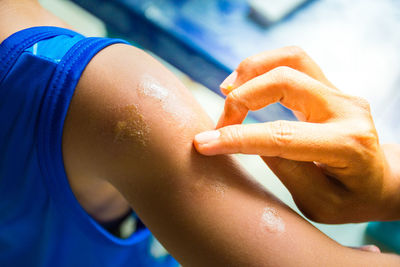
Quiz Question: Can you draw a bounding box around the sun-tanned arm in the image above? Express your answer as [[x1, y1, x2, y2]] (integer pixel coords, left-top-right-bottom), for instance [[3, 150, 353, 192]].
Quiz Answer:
[[61, 44, 400, 266]]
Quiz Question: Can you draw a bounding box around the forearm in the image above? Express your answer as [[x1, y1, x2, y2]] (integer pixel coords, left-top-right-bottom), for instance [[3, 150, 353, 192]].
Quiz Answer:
[[113, 122, 399, 266], [110, 120, 400, 266], [118, 151, 400, 266]]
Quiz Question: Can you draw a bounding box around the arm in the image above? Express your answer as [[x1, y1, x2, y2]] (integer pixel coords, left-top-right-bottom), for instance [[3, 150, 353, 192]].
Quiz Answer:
[[62, 44, 399, 266]]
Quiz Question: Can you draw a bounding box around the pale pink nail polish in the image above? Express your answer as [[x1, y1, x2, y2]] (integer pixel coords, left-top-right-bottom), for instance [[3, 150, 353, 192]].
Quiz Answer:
[[195, 130, 220, 144], [220, 71, 238, 90]]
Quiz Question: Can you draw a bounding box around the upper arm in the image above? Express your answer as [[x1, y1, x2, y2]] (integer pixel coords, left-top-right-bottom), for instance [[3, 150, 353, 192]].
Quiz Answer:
[[62, 44, 400, 266]]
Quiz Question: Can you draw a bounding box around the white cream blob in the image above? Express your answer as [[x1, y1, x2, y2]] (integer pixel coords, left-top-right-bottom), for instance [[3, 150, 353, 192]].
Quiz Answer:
[[261, 207, 285, 233], [139, 74, 169, 101], [139, 74, 194, 127]]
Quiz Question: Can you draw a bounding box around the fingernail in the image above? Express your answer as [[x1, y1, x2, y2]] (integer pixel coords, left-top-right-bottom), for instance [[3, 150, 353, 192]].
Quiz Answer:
[[220, 71, 238, 90], [195, 130, 220, 144], [360, 245, 381, 253]]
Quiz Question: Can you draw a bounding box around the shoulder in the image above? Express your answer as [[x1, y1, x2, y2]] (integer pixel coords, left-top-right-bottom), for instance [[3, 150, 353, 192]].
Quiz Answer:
[[62, 42, 212, 188]]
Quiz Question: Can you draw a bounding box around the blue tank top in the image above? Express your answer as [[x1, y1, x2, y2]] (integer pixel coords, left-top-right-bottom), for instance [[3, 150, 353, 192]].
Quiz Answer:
[[0, 26, 178, 267]]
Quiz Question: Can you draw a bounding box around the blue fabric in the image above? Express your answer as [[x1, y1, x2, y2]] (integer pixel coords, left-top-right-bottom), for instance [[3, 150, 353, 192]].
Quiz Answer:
[[0, 26, 178, 267]]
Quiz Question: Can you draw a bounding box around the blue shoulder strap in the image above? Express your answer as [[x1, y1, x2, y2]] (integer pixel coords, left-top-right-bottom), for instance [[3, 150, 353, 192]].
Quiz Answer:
[[36, 34, 136, 244], [0, 26, 79, 84]]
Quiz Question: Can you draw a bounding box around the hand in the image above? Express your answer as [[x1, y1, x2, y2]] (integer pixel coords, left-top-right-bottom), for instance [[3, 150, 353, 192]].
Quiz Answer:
[[194, 46, 400, 223]]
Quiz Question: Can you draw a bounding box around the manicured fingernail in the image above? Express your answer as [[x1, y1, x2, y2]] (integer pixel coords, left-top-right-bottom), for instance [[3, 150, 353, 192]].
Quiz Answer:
[[195, 130, 220, 144], [220, 71, 238, 90]]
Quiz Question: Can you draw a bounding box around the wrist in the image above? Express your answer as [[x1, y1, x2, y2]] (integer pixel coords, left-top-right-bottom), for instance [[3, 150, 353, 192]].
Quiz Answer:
[[379, 144, 400, 221]]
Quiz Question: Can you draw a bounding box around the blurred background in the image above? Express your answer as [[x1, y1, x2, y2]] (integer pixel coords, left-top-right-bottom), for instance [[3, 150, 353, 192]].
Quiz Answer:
[[39, 0, 400, 253]]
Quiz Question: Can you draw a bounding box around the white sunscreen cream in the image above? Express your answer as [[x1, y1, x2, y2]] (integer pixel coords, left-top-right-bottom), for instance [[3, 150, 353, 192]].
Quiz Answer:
[[261, 207, 285, 233], [139, 74, 194, 127]]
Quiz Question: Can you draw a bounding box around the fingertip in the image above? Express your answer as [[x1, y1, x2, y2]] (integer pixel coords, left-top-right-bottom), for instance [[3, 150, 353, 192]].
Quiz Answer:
[[359, 245, 381, 253], [193, 130, 221, 156], [350, 244, 381, 253], [220, 71, 238, 93]]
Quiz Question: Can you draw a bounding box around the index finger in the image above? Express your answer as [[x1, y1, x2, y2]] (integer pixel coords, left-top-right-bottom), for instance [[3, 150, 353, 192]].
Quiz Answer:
[[220, 46, 335, 95]]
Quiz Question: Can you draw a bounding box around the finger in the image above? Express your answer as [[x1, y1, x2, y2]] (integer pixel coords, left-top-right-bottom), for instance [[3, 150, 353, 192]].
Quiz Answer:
[[261, 156, 346, 223], [194, 121, 347, 167], [217, 67, 341, 128], [350, 245, 381, 253], [220, 46, 335, 94], [220, 71, 238, 95]]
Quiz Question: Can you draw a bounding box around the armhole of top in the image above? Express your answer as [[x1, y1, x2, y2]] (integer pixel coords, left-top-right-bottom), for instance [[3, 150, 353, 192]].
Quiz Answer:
[[0, 26, 79, 85], [36, 36, 151, 246]]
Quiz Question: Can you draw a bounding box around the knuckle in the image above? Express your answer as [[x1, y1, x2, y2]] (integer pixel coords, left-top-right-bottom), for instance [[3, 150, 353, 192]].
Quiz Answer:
[[268, 66, 292, 86], [228, 89, 241, 103], [221, 126, 244, 153], [225, 92, 237, 112], [351, 136, 379, 165], [359, 129, 378, 148], [225, 91, 238, 106], [270, 65, 292, 75], [345, 122, 379, 154], [286, 46, 307, 61], [285, 46, 310, 68], [225, 90, 246, 112], [237, 56, 258, 74], [269, 120, 293, 155], [352, 96, 371, 112]]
